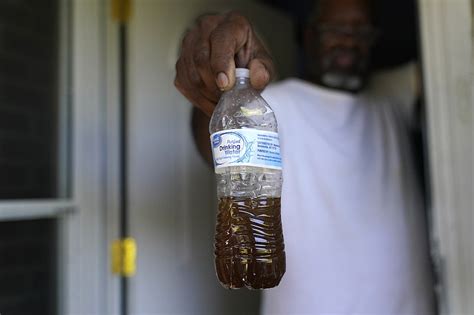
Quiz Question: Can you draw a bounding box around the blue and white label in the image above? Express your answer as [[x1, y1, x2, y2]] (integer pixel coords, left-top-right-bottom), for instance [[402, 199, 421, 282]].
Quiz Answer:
[[210, 129, 282, 171]]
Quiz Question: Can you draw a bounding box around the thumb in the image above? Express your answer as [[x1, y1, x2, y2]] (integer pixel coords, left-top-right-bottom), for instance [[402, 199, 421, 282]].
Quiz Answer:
[[209, 14, 252, 90], [214, 62, 236, 91]]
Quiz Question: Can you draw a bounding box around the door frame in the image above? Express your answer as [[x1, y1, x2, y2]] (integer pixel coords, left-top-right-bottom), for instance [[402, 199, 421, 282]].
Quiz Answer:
[[60, 0, 112, 314], [418, 0, 474, 314]]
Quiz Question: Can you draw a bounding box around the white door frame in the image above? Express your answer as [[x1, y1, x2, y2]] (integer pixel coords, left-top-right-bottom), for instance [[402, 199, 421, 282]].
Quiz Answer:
[[419, 1, 474, 314], [60, 0, 111, 314]]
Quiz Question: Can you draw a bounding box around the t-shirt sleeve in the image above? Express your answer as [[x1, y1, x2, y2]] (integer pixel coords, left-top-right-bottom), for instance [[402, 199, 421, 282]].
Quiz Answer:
[[371, 62, 419, 127]]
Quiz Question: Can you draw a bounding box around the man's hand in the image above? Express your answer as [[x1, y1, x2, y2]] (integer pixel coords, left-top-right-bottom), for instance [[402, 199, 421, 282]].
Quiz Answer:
[[174, 11, 274, 117]]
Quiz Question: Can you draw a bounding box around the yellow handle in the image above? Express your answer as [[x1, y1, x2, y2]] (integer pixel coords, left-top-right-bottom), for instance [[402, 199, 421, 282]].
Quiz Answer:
[[111, 0, 132, 23], [111, 237, 137, 277]]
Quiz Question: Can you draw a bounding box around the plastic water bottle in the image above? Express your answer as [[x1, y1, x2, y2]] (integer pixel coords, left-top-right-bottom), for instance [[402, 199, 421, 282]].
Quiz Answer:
[[209, 68, 285, 289]]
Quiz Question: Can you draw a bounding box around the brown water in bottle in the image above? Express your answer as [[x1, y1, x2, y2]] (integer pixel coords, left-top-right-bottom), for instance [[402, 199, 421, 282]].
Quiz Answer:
[[214, 196, 286, 289]]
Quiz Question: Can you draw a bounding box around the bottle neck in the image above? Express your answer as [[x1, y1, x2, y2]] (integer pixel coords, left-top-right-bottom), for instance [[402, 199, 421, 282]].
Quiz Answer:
[[235, 76, 250, 87]]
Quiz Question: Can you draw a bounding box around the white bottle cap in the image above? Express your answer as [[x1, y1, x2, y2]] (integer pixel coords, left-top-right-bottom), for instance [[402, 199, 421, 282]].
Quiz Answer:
[[235, 68, 250, 78]]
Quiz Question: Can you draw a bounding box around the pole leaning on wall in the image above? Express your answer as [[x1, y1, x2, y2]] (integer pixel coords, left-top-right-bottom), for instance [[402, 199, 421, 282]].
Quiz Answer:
[[111, 1, 135, 315]]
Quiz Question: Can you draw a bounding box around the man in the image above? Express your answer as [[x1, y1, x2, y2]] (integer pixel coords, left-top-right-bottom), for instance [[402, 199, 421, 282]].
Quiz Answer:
[[175, 0, 436, 314]]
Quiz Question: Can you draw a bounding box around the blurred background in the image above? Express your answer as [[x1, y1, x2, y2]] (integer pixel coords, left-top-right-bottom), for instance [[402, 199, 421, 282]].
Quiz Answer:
[[0, 0, 471, 315]]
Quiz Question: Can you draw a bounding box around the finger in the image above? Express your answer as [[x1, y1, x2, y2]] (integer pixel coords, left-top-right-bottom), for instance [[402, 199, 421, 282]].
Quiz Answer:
[[209, 13, 252, 91], [175, 77, 216, 117], [193, 16, 223, 101], [188, 42, 221, 103], [178, 29, 220, 104], [193, 44, 221, 102], [248, 59, 271, 90], [175, 27, 200, 88], [175, 59, 217, 116]]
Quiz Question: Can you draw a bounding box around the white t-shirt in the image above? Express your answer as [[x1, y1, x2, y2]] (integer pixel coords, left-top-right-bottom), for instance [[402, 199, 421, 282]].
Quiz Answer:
[[260, 63, 435, 315]]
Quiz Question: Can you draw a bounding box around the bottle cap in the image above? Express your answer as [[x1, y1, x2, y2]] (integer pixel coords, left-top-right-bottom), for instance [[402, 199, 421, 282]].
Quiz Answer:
[[235, 68, 250, 78]]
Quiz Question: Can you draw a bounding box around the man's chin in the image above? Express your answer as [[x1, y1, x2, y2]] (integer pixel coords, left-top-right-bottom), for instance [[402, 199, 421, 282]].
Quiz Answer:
[[321, 72, 364, 93]]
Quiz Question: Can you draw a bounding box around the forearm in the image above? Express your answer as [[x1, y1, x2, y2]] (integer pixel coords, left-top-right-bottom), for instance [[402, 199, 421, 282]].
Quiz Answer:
[[191, 107, 213, 167]]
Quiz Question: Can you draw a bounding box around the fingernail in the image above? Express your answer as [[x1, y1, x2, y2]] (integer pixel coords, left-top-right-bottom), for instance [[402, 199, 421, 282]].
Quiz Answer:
[[216, 72, 229, 90]]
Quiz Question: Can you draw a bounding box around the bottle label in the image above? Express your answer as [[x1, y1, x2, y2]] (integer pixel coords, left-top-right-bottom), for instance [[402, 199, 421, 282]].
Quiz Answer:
[[210, 129, 282, 171]]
